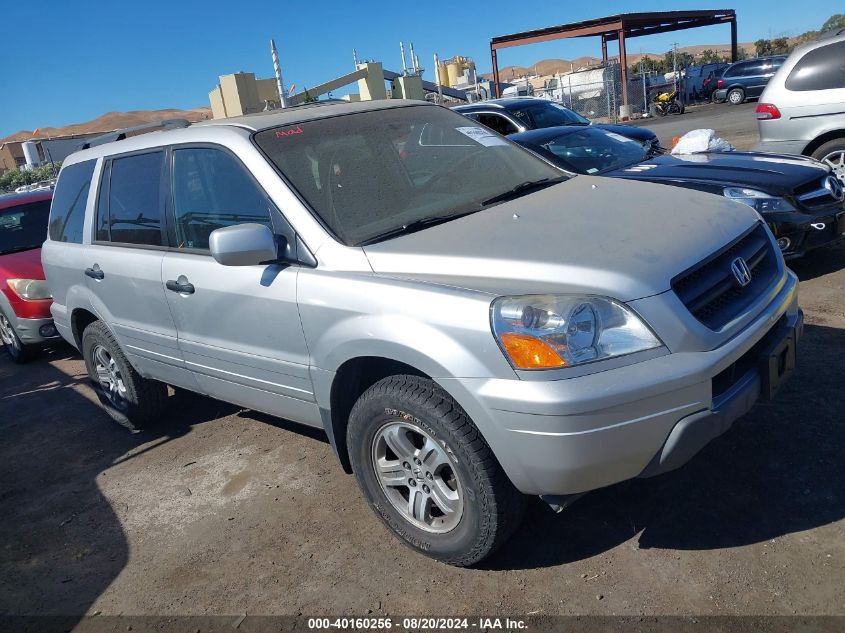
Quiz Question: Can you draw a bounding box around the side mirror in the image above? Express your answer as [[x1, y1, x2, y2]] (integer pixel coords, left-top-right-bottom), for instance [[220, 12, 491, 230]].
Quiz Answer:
[[209, 223, 278, 266]]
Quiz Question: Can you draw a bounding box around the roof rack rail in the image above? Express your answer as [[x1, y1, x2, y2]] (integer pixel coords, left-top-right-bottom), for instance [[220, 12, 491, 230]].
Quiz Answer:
[[78, 118, 191, 150]]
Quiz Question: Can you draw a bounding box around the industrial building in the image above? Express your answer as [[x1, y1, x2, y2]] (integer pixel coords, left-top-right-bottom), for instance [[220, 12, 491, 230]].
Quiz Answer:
[[0, 133, 97, 175]]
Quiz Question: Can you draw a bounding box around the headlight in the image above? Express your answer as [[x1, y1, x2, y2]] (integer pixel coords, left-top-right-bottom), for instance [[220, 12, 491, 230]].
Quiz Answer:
[[7, 279, 52, 300], [723, 187, 796, 213], [491, 295, 661, 370]]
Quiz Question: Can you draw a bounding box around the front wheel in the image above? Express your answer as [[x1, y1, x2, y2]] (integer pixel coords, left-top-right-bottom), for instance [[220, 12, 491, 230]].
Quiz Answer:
[[347, 375, 525, 567], [0, 310, 35, 364]]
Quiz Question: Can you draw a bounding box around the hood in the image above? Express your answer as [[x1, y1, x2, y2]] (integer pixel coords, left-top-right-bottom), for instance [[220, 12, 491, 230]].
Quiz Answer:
[[595, 123, 658, 144], [0, 247, 45, 280], [608, 152, 829, 195], [362, 176, 759, 302]]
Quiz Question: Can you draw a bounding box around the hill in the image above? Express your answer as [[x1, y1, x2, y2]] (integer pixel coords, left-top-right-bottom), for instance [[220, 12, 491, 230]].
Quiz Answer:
[[1, 107, 212, 144]]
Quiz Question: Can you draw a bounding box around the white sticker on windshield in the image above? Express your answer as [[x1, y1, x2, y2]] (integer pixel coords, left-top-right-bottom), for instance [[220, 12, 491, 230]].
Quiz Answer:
[[605, 132, 637, 144], [455, 126, 508, 147], [586, 168, 599, 173]]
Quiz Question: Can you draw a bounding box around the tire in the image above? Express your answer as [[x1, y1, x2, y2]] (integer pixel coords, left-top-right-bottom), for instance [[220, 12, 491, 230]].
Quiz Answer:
[[347, 375, 525, 567], [727, 88, 745, 105], [811, 139, 845, 183], [0, 309, 36, 364], [81, 321, 167, 431]]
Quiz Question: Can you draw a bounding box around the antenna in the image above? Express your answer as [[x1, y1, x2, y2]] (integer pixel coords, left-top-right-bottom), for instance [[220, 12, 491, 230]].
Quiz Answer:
[[353, 48, 359, 67]]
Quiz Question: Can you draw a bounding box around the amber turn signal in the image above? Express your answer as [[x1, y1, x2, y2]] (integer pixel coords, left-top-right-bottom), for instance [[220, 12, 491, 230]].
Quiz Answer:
[[499, 332, 567, 370]]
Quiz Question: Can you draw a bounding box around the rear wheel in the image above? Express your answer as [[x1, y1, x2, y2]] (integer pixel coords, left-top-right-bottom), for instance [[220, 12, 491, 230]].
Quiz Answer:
[[81, 321, 167, 431], [812, 140, 845, 182], [0, 310, 35, 364], [347, 375, 525, 567], [727, 88, 745, 105]]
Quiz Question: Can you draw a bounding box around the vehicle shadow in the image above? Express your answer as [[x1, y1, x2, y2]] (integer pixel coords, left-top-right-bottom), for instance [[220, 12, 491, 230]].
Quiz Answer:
[[788, 241, 845, 282], [0, 345, 236, 620], [484, 322, 845, 570]]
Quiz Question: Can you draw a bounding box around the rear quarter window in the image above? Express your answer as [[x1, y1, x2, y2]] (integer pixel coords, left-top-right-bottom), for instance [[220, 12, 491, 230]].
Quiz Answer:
[[785, 41, 845, 91], [48, 159, 96, 243]]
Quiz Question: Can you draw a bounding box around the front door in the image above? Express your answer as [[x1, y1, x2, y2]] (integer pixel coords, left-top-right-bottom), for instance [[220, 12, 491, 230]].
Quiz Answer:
[[161, 146, 318, 427]]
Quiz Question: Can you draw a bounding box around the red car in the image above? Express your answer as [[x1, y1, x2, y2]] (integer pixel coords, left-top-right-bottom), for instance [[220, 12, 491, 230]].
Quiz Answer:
[[0, 190, 59, 362]]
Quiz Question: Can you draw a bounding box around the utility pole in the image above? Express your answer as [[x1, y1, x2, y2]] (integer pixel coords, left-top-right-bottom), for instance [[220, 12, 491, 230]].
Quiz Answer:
[[433, 53, 443, 102]]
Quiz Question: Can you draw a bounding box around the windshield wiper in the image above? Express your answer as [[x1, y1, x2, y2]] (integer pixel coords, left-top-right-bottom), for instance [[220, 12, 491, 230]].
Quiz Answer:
[[358, 210, 481, 245], [481, 176, 567, 207]]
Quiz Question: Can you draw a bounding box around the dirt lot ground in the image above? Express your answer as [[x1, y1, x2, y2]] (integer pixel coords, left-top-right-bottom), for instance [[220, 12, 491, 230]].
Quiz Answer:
[[631, 102, 761, 150], [1, 108, 843, 623]]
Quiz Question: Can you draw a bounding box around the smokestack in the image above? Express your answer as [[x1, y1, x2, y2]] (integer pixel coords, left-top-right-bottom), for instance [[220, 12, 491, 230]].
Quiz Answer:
[[399, 41, 408, 74], [433, 53, 443, 101], [270, 39, 288, 108], [409, 42, 418, 73]]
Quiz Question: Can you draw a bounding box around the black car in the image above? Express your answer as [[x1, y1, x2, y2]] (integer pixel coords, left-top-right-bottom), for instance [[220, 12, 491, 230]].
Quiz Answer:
[[452, 98, 661, 152], [511, 125, 845, 259], [684, 63, 730, 102], [713, 56, 788, 105]]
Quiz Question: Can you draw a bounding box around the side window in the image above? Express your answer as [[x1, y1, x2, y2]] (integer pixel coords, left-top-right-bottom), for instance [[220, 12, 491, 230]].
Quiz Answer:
[[98, 152, 165, 246], [171, 148, 273, 250], [786, 41, 845, 91], [724, 62, 746, 78], [476, 113, 518, 136], [48, 159, 96, 243]]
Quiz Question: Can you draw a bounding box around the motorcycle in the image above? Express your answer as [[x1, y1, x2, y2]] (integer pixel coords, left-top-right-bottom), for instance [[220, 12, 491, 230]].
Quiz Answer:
[[652, 89, 685, 116]]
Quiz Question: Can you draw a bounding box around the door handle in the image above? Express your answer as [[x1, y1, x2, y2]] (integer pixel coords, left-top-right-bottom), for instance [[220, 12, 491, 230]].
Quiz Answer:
[[166, 279, 195, 294], [84, 267, 104, 280]]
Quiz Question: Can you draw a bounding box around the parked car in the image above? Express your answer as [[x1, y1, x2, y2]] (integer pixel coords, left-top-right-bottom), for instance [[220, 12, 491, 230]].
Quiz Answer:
[[511, 125, 845, 259], [754, 30, 845, 181], [684, 63, 730, 102], [0, 190, 60, 362], [453, 97, 661, 151], [713, 55, 788, 104], [43, 100, 802, 566]]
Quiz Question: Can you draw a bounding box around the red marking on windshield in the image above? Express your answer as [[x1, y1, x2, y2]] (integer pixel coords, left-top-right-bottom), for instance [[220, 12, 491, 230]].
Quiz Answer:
[[276, 126, 303, 138]]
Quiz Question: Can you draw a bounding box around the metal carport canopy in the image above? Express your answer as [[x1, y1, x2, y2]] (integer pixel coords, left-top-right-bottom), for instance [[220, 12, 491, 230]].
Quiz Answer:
[[489, 10, 738, 106]]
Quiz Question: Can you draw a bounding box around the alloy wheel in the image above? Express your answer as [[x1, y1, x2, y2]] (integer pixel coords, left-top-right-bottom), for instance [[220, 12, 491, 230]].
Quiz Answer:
[[92, 344, 129, 411], [371, 421, 464, 533], [822, 150, 845, 182], [0, 312, 20, 356]]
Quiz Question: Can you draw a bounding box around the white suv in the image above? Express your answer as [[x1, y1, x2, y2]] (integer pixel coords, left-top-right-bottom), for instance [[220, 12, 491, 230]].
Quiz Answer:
[[755, 29, 845, 181]]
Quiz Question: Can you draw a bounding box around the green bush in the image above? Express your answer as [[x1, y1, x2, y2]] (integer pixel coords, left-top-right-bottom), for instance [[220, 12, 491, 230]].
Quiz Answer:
[[0, 163, 61, 193]]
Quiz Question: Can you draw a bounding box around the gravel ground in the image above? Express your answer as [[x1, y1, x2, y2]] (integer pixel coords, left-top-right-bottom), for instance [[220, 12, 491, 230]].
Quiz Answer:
[[1, 107, 843, 621]]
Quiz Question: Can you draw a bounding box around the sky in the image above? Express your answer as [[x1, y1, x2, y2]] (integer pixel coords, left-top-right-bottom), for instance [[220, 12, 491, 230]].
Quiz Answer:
[[0, 0, 837, 137]]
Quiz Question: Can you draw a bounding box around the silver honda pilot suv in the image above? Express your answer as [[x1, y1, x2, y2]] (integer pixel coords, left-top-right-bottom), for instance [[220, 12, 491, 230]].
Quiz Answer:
[[42, 100, 802, 566]]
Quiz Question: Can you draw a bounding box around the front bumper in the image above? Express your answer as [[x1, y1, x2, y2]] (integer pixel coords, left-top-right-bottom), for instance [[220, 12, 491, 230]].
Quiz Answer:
[[5, 315, 60, 345], [442, 271, 801, 496], [769, 208, 845, 259]]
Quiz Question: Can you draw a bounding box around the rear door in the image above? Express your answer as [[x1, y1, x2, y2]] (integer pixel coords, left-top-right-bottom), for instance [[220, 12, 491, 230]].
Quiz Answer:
[[85, 150, 194, 388], [744, 60, 769, 97], [160, 145, 319, 427]]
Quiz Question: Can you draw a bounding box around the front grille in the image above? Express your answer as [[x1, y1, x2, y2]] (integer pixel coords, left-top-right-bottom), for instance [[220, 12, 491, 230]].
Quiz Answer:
[[795, 175, 844, 210], [672, 224, 778, 330]]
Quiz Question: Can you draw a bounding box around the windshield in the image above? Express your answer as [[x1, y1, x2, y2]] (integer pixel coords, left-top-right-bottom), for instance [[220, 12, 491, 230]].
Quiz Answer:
[[255, 105, 562, 245], [536, 127, 650, 174], [0, 199, 50, 255], [509, 102, 590, 129]]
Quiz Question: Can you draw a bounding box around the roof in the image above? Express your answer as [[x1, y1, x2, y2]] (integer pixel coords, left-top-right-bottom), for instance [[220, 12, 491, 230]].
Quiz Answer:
[[491, 10, 736, 49], [0, 190, 53, 211], [63, 100, 436, 166], [453, 97, 552, 112]]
